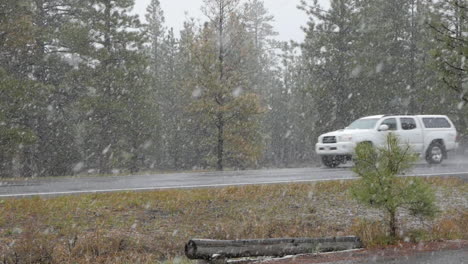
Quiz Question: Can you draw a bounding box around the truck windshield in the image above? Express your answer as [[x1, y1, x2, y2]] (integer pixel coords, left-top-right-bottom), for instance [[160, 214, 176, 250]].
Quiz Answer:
[[346, 118, 379, 129]]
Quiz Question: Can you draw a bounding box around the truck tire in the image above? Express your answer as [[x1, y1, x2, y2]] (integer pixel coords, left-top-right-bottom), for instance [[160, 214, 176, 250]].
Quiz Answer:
[[321, 155, 340, 168], [426, 142, 445, 164]]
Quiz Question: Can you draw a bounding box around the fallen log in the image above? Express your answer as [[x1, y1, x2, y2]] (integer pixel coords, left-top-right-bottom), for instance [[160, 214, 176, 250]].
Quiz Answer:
[[185, 236, 363, 260]]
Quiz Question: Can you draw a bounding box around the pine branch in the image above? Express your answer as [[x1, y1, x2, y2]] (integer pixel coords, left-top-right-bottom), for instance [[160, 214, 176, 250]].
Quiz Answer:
[[442, 78, 468, 103], [427, 22, 468, 44], [443, 60, 466, 73]]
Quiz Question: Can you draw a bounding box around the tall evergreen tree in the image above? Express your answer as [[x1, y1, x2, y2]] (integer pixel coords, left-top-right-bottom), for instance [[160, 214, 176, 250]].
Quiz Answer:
[[242, 0, 278, 93], [0, 69, 38, 177], [144, 0, 165, 168], [0, 0, 36, 177], [241, 0, 279, 129], [78, 0, 156, 173], [178, 19, 209, 169], [299, 0, 453, 140], [428, 0, 468, 140], [429, 0, 467, 105], [300, 0, 361, 135], [146, 0, 165, 82], [188, 0, 263, 170], [1, 0, 83, 177]]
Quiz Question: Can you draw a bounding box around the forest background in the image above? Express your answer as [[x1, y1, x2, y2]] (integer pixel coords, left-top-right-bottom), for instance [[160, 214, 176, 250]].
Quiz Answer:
[[0, 0, 466, 177]]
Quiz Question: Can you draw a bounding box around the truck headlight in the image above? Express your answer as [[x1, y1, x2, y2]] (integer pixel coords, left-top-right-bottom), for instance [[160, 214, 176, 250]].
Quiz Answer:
[[338, 135, 353, 142]]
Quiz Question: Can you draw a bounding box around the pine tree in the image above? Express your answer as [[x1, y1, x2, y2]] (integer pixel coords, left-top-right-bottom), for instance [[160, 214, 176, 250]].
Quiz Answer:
[[1, 0, 84, 177], [0, 0, 36, 177], [299, 0, 456, 138], [300, 0, 361, 135], [352, 134, 438, 239], [144, 0, 165, 168], [242, 0, 277, 51], [241, 0, 278, 93], [427, 0, 468, 144], [78, 0, 156, 174], [178, 19, 209, 169], [0, 69, 38, 177], [30, 0, 86, 177], [189, 0, 264, 170], [429, 0, 467, 104], [146, 0, 165, 82], [159, 29, 196, 169]]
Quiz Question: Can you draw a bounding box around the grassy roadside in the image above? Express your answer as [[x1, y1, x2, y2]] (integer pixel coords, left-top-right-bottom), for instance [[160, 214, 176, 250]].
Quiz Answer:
[[0, 177, 466, 263]]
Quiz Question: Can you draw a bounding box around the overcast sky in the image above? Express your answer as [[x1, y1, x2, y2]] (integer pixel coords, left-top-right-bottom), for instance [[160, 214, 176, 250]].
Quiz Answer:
[[132, 0, 330, 43]]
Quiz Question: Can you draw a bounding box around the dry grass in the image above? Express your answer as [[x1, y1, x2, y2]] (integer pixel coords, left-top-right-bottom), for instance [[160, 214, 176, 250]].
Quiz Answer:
[[0, 178, 466, 263], [349, 219, 394, 247]]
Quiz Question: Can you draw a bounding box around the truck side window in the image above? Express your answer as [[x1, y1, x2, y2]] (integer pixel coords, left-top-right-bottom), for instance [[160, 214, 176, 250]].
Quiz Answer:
[[401, 118, 417, 130], [381, 118, 397, 130], [422, 117, 451, 128]]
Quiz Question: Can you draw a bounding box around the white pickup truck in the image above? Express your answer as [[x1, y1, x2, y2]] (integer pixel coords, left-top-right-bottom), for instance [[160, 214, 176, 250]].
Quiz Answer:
[[315, 115, 458, 168]]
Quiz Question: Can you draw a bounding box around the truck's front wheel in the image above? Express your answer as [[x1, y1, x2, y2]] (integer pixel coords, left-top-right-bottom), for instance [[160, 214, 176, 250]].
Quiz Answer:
[[321, 155, 340, 168], [426, 142, 445, 164]]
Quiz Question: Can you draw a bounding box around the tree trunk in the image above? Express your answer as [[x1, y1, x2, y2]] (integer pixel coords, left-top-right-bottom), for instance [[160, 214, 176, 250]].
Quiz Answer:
[[185, 237, 363, 260], [216, 1, 225, 171], [216, 112, 224, 171], [389, 209, 398, 239]]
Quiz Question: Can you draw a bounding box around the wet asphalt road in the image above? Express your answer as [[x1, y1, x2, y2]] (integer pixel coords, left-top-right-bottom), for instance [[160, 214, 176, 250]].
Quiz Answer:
[[0, 157, 467, 198], [349, 248, 467, 264]]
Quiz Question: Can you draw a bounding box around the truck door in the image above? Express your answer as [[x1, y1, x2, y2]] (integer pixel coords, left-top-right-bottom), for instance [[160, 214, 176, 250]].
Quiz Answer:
[[377, 118, 398, 146], [398, 117, 424, 153]]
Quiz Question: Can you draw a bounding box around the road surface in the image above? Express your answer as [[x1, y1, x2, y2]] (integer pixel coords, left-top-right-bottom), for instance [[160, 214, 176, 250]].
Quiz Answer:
[[260, 241, 467, 264], [357, 249, 467, 264], [0, 158, 467, 198]]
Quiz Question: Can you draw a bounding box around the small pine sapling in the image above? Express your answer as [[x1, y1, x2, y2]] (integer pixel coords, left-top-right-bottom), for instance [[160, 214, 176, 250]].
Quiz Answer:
[[351, 133, 438, 240]]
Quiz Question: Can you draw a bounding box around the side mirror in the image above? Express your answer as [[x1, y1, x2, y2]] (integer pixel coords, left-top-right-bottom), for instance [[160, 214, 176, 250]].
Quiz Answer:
[[378, 124, 389, 131]]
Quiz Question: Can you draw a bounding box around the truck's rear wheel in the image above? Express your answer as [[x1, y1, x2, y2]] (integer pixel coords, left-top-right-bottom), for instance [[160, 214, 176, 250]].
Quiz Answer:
[[321, 156, 340, 168], [426, 142, 445, 164]]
